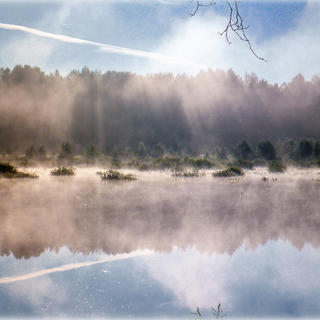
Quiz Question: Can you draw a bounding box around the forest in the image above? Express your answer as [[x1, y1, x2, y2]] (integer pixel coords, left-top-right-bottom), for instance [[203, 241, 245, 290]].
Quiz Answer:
[[1, 64, 320, 160]]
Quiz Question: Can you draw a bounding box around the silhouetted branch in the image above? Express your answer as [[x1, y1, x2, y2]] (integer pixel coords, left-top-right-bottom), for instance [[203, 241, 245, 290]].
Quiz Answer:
[[190, 0, 266, 61], [189, 0, 216, 17]]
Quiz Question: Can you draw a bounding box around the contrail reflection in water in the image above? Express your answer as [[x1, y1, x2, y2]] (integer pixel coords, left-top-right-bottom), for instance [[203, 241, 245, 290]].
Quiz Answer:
[[0, 250, 153, 284]]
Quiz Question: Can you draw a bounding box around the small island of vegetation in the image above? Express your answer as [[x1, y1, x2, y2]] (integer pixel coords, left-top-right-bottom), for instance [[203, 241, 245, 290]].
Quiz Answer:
[[0, 162, 38, 179]]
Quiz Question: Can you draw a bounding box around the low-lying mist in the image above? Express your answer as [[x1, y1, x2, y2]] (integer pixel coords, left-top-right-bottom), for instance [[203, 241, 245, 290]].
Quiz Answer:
[[1, 65, 320, 154], [1, 169, 320, 259]]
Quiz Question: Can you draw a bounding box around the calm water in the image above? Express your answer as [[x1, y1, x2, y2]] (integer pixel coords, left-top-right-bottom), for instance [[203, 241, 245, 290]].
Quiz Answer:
[[1, 167, 320, 319]]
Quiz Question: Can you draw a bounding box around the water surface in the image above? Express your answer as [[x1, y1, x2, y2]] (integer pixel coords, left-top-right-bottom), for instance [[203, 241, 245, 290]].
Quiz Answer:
[[1, 168, 320, 318]]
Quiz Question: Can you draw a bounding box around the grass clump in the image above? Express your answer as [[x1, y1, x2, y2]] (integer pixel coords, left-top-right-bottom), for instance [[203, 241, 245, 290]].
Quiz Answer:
[[268, 160, 286, 173], [99, 169, 137, 181], [51, 166, 76, 176], [213, 166, 244, 177], [0, 162, 17, 174], [191, 303, 226, 320], [0, 162, 38, 178], [172, 168, 205, 177]]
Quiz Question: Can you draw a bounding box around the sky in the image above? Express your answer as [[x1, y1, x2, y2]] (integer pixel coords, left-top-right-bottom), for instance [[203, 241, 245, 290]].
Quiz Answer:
[[0, 0, 318, 85]]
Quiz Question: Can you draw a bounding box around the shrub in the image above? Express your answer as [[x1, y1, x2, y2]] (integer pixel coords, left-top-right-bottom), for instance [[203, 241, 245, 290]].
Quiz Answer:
[[268, 160, 286, 173], [215, 146, 228, 160], [152, 156, 182, 170], [228, 158, 253, 169], [25, 144, 37, 158], [0, 162, 38, 178], [182, 156, 214, 169], [111, 157, 122, 168], [192, 158, 214, 169], [99, 169, 137, 181], [0, 162, 17, 174], [3, 171, 38, 179], [127, 159, 150, 171], [25, 145, 47, 160], [58, 141, 73, 161], [172, 168, 204, 177], [51, 166, 76, 176], [84, 144, 99, 160], [253, 158, 267, 167], [213, 166, 244, 177]]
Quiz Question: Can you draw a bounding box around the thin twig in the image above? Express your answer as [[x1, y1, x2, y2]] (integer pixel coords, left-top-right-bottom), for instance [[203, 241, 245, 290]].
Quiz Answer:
[[190, 0, 266, 61], [189, 0, 216, 17]]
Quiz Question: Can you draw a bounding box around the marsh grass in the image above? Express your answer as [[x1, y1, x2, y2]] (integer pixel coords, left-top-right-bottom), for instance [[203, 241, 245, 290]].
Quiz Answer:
[[0, 162, 38, 178], [182, 156, 214, 169], [213, 166, 244, 177], [172, 168, 205, 177], [51, 166, 76, 176], [98, 169, 137, 181], [3, 171, 39, 178], [127, 159, 151, 171], [191, 304, 226, 320], [152, 156, 183, 170]]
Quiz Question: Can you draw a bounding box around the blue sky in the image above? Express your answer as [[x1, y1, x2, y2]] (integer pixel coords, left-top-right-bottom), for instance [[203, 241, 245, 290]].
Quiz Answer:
[[0, 0, 318, 84]]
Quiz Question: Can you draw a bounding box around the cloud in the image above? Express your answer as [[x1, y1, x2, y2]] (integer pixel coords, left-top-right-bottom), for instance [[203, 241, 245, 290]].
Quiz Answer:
[[259, 0, 320, 83], [0, 250, 153, 284], [140, 242, 320, 317], [152, 0, 320, 83], [149, 9, 265, 75], [0, 22, 205, 68]]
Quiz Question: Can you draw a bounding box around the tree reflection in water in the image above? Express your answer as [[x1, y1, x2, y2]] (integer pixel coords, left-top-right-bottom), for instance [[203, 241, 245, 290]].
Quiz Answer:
[[1, 168, 320, 318], [0, 169, 319, 258]]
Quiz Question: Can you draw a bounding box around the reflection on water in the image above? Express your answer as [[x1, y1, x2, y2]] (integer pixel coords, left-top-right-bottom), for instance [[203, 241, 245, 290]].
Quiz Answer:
[[0, 168, 320, 318], [0, 242, 320, 318]]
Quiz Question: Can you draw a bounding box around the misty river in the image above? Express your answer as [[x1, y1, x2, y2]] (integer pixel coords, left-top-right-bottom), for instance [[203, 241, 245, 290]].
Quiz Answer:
[[1, 168, 320, 319]]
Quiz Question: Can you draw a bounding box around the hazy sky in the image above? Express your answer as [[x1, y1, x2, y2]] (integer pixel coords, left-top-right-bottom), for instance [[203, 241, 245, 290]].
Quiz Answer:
[[0, 0, 318, 84]]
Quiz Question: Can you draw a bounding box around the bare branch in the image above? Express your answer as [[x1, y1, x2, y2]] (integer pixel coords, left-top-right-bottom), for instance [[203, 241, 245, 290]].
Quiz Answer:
[[190, 0, 267, 62], [189, 0, 216, 17]]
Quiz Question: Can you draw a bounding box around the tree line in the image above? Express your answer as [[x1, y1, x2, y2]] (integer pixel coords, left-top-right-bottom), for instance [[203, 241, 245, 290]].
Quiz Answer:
[[18, 137, 320, 171], [1, 65, 320, 155]]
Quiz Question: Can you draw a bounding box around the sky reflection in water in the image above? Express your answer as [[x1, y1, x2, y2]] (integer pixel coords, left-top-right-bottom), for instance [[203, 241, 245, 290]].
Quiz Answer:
[[0, 168, 320, 318]]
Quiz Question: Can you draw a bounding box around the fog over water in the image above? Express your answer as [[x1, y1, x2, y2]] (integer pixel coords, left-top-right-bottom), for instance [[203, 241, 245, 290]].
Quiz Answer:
[[1, 168, 320, 258], [1, 169, 320, 318]]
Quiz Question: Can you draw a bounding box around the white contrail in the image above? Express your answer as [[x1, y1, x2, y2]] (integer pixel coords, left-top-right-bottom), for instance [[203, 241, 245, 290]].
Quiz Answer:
[[0, 250, 153, 284], [0, 22, 206, 67]]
